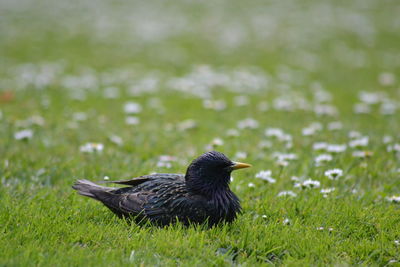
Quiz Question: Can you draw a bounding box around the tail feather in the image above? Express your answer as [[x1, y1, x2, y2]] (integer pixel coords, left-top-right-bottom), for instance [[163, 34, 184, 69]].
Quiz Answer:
[[72, 179, 112, 200], [72, 179, 130, 218]]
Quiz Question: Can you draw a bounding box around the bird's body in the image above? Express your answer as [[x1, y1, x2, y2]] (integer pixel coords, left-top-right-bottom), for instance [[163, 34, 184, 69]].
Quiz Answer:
[[72, 151, 250, 226]]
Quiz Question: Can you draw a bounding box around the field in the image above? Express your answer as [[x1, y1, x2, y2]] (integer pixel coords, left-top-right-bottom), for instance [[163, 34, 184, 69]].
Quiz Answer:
[[1, 0, 400, 266]]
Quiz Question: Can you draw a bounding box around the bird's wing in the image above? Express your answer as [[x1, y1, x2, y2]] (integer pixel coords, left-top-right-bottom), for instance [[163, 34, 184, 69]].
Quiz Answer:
[[103, 175, 187, 218], [143, 185, 210, 225], [115, 191, 151, 215], [99, 173, 185, 186]]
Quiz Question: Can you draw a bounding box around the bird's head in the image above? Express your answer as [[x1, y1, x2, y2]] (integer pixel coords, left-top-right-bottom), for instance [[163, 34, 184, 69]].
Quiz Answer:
[[185, 151, 251, 195]]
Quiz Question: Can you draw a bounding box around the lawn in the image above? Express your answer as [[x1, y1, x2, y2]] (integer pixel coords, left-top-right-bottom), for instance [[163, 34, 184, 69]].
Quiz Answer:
[[1, 0, 400, 266]]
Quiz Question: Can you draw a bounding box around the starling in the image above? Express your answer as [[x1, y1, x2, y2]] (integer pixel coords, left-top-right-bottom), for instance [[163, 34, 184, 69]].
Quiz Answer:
[[72, 151, 251, 226]]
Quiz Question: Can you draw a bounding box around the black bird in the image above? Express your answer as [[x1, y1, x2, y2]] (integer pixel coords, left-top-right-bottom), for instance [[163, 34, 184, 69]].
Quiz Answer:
[[72, 151, 251, 226]]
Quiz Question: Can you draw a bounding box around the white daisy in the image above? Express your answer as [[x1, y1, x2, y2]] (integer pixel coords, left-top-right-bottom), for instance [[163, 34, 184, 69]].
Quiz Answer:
[[259, 140, 272, 149], [291, 176, 300, 182], [387, 143, 400, 152], [125, 116, 140, 125], [349, 137, 369, 148], [109, 135, 123, 146], [386, 195, 400, 203], [320, 187, 336, 194], [324, 169, 343, 180], [203, 99, 226, 111], [156, 155, 177, 169], [314, 154, 333, 166], [380, 101, 397, 115], [382, 135, 393, 144], [327, 144, 347, 153], [277, 190, 297, 197], [321, 187, 336, 197], [14, 129, 33, 140], [302, 127, 317, 136], [255, 170, 276, 183], [73, 112, 88, 121], [277, 159, 289, 167], [314, 104, 338, 116], [273, 152, 297, 161], [156, 161, 172, 168], [353, 103, 371, 114], [234, 151, 247, 160], [237, 118, 259, 129], [226, 129, 240, 137], [124, 101, 142, 114], [352, 151, 373, 158], [205, 138, 224, 151], [265, 128, 291, 142], [359, 91, 383, 104], [211, 138, 224, 146], [294, 179, 321, 189], [313, 142, 328, 151], [80, 143, 104, 153]]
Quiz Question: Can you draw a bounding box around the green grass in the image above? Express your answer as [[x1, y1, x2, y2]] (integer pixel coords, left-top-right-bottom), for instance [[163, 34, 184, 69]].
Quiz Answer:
[[1, 0, 400, 266]]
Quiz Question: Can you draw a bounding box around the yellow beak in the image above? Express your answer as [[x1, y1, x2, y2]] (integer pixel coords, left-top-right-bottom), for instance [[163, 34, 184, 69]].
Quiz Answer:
[[232, 161, 252, 170]]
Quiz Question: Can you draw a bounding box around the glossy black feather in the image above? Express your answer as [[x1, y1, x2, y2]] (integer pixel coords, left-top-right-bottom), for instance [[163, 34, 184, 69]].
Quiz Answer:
[[72, 151, 244, 226]]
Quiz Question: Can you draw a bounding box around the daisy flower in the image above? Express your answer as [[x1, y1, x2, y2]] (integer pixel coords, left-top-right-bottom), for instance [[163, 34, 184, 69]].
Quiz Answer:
[[255, 170, 276, 183], [156, 155, 177, 169], [211, 138, 224, 146], [237, 118, 259, 129], [125, 116, 140, 125], [327, 144, 347, 153], [234, 151, 247, 160], [382, 135, 393, 144], [226, 129, 240, 137], [80, 143, 104, 153], [324, 169, 343, 180], [386, 195, 400, 203], [352, 151, 373, 158], [14, 129, 33, 140], [349, 137, 369, 148], [294, 179, 321, 189], [124, 101, 142, 114], [109, 135, 123, 146], [313, 142, 328, 151], [277, 190, 297, 197], [314, 154, 333, 166], [353, 103, 371, 114], [321, 187, 336, 197]]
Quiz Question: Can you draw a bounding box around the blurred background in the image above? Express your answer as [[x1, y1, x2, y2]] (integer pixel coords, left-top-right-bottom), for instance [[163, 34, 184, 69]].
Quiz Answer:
[[0, 0, 399, 182], [1, 0, 399, 76]]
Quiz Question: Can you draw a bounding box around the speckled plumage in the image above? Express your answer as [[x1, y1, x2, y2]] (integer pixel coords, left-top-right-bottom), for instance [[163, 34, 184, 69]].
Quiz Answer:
[[72, 151, 250, 226]]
